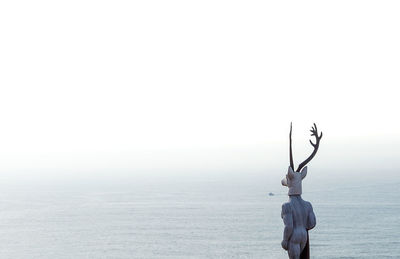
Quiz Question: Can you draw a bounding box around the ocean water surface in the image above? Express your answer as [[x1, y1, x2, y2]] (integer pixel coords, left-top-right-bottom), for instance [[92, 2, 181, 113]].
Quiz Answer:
[[0, 172, 399, 258]]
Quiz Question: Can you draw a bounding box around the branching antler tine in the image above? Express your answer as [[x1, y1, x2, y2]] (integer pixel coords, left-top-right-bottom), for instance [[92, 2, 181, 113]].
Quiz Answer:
[[311, 128, 316, 134], [296, 123, 322, 172]]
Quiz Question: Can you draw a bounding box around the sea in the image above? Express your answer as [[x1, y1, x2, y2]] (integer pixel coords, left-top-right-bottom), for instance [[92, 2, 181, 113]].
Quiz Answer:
[[0, 171, 399, 258]]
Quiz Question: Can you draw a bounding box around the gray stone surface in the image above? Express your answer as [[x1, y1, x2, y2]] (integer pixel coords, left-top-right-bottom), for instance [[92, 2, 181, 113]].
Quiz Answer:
[[281, 167, 316, 259], [281, 196, 316, 259]]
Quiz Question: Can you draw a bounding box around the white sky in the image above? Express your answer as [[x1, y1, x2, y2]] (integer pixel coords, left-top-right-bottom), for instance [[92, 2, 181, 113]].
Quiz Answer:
[[0, 1, 399, 176]]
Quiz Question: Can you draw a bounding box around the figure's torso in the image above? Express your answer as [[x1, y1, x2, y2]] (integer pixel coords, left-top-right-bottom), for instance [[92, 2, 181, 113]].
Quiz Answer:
[[288, 196, 310, 229]]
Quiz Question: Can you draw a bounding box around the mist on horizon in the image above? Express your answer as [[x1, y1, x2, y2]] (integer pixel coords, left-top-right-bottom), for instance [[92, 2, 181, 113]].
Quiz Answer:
[[1, 0, 400, 181]]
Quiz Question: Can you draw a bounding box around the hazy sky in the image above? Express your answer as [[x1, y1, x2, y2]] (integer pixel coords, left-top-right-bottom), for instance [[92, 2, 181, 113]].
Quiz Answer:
[[1, 1, 399, 176]]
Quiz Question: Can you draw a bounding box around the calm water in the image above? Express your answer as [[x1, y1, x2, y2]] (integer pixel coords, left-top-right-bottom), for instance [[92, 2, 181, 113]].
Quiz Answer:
[[0, 173, 399, 258]]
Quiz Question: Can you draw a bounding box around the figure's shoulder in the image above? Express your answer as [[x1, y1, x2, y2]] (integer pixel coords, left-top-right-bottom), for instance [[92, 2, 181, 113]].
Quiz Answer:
[[302, 200, 314, 210], [281, 202, 292, 214]]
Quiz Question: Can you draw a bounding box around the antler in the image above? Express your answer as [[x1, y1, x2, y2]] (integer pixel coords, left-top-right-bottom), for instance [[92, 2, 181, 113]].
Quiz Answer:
[[296, 123, 323, 172], [289, 122, 294, 170]]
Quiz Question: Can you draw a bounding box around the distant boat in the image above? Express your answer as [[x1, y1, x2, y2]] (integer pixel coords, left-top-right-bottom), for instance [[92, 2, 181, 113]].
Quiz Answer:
[[268, 192, 274, 196]]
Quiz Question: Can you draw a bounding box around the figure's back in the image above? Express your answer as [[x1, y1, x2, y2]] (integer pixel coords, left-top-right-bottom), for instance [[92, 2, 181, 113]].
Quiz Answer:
[[290, 196, 310, 229], [281, 196, 316, 259]]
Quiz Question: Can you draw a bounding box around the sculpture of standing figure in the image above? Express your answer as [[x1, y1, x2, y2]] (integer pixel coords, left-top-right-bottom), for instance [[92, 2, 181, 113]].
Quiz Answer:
[[281, 123, 322, 259]]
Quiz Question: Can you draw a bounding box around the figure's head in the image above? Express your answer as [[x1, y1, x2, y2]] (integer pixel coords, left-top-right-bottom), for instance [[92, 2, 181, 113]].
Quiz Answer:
[[283, 122, 323, 196], [281, 166, 307, 195]]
